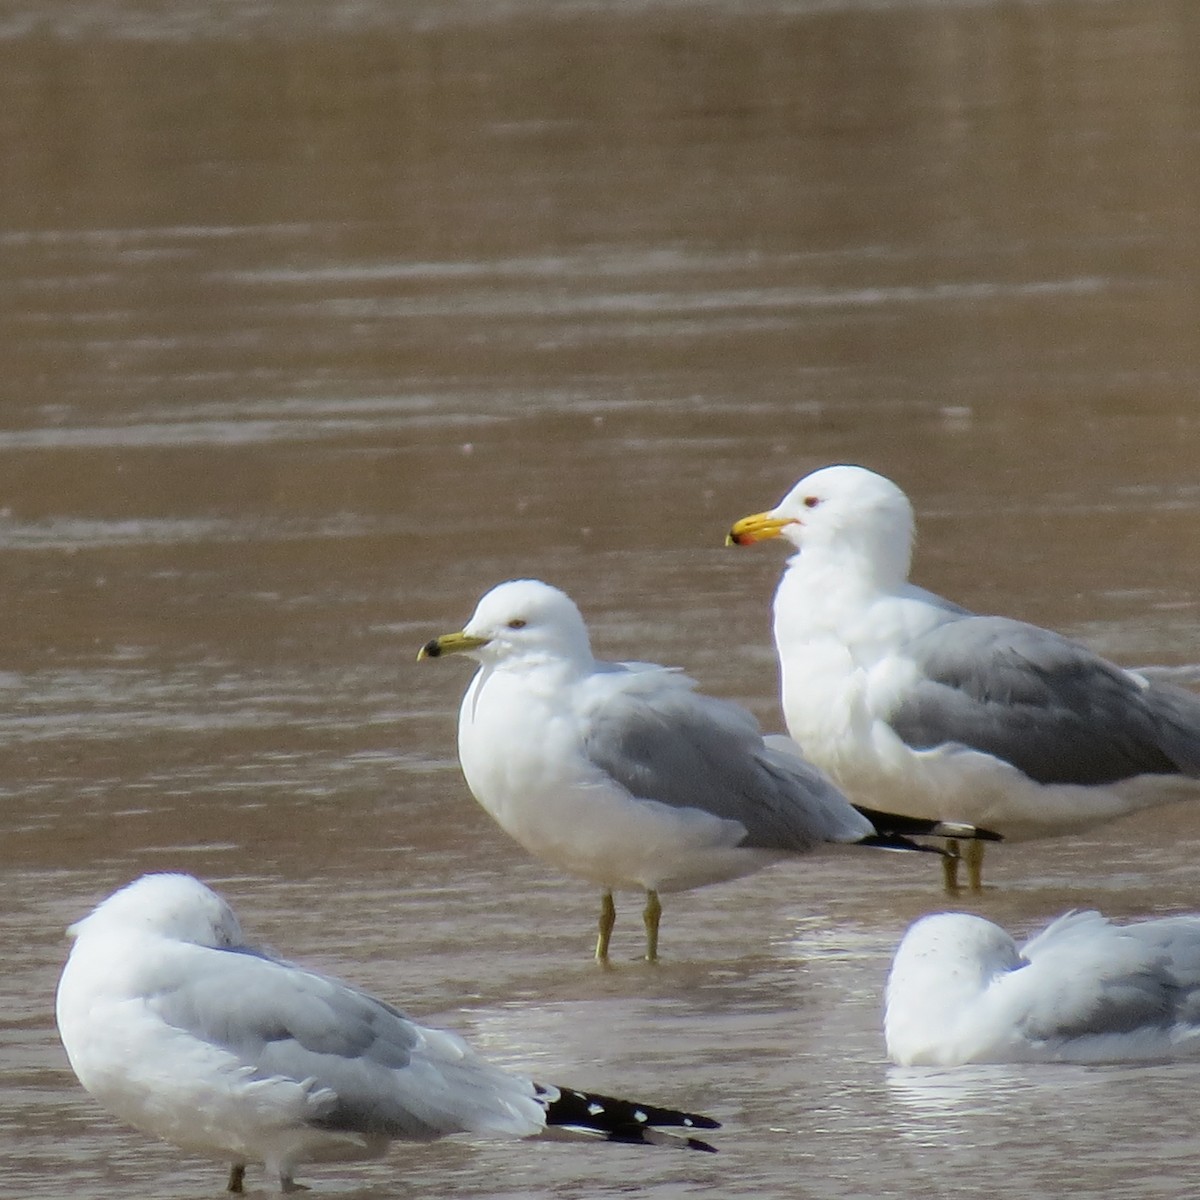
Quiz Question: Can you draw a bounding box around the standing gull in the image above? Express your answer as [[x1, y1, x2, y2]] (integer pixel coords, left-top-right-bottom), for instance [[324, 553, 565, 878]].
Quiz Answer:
[[56, 874, 719, 1195], [728, 463, 1200, 889], [418, 578, 991, 962], [885, 909, 1200, 1065]]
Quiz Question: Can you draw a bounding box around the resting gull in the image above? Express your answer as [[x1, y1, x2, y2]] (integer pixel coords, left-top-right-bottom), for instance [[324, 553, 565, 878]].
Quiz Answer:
[[885, 909, 1200, 1065], [56, 874, 719, 1194], [728, 464, 1200, 889], [418, 578, 992, 962]]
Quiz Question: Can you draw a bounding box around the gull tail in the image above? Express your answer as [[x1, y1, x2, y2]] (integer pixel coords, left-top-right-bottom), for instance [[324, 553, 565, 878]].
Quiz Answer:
[[853, 805, 1003, 843], [536, 1084, 719, 1152]]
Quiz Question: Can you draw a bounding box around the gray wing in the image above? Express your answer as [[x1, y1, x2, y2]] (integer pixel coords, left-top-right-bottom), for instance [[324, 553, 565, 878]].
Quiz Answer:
[[885, 615, 1200, 786], [151, 946, 471, 1138], [1106, 916, 1200, 1026], [580, 667, 872, 850], [1011, 912, 1197, 1039]]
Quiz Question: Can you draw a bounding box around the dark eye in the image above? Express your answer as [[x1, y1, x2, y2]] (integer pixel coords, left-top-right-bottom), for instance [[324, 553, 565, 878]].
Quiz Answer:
[[507, 618, 527, 630], [803, 495, 820, 509]]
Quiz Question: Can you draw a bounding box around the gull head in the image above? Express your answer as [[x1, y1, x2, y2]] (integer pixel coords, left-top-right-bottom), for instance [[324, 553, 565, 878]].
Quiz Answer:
[[68, 873, 244, 949], [418, 579, 594, 670], [885, 911, 1025, 1064], [889, 911, 1023, 986], [728, 464, 915, 581]]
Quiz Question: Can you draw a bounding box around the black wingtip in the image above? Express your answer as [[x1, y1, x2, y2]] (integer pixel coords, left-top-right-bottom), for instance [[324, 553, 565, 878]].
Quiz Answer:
[[539, 1084, 719, 1150], [602, 1128, 720, 1152], [858, 832, 949, 856], [853, 805, 1003, 843], [967, 826, 1003, 842]]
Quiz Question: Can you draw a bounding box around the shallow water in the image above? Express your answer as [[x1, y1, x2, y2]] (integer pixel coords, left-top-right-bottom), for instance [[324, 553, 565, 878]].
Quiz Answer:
[[3, 0, 1200, 1196]]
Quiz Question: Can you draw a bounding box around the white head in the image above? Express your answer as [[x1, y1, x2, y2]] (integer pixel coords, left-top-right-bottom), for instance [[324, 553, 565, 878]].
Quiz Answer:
[[889, 911, 1023, 988], [884, 911, 1024, 1065], [419, 579, 595, 670], [68, 873, 244, 949], [729, 464, 916, 585]]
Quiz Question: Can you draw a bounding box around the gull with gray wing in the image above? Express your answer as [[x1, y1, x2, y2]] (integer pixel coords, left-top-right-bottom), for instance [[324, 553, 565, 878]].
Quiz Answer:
[[885, 909, 1200, 1065], [419, 579, 992, 961], [56, 874, 719, 1194], [728, 464, 1200, 889]]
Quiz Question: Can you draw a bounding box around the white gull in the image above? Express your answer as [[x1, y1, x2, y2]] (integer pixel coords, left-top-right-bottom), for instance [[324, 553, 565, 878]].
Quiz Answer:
[[885, 909, 1200, 1065], [56, 873, 718, 1194], [419, 578, 989, 961], [728, 464, 1200, 889]]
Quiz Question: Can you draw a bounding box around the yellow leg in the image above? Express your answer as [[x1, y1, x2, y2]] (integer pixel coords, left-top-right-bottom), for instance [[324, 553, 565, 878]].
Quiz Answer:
[[965, 838, 985, 892], [227, 1163, 246, 1194], [941, 839, 961, 893], [642, 890, 662, 963], [595, 891, 616, 963]]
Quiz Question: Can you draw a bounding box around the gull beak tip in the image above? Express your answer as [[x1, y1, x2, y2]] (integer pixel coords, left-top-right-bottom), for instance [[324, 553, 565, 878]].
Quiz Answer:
[[726, 512, 795, 546]]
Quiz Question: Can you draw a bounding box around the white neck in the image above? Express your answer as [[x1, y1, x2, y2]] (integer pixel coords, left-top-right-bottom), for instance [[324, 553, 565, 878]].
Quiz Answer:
[[772, 541, 906, 643]]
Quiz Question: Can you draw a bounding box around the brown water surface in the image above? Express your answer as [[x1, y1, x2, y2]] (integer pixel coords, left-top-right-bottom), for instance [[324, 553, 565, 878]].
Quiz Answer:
[[4, 1, 1200, 1197]]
